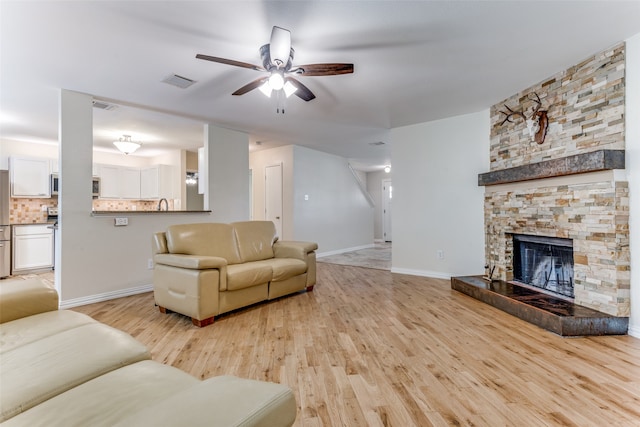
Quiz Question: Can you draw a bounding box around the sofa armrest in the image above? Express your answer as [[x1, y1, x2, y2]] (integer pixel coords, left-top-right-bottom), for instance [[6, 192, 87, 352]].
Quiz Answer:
[[273, 241, 318, 261], [0, 278, 59, 324], [113, 376, 296, 427], [154, 254, 228, 270]]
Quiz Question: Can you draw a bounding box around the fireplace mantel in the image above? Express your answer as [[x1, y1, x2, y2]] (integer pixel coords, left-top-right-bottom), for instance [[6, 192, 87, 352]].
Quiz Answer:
[[478, 149, 625, 186]]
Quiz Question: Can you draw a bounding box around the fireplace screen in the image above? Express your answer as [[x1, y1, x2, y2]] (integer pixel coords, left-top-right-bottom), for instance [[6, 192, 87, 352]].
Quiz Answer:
[[512, 234, 574, 298]]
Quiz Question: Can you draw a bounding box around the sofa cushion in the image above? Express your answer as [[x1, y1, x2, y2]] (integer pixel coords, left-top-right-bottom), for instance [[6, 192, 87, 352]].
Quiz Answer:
[[226, 263, 273, 291], [0, 310, 95, 353], [0, 278, 58, 324], [166, 223, 242, 264], [0, 320, 150, 421], [232, 221, 278, 263], [257, 258, 308, 282], [112, 376, 297, 427], [0, 361, 198, 427]]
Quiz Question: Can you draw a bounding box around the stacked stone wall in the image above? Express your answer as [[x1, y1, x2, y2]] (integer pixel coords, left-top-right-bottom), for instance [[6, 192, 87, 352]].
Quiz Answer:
[[484, 42, 629, 316], [490, 43, 625, 170]]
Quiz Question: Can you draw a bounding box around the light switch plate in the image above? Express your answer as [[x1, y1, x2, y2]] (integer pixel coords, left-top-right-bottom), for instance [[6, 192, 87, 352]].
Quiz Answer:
[[114, 217, 128, 226]]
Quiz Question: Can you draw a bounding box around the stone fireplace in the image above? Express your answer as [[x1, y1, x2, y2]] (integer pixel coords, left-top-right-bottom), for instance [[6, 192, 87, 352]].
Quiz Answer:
[[480, 42, 630, 318]]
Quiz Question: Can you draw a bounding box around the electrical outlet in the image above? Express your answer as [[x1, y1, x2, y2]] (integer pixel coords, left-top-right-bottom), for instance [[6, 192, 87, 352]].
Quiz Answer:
[[436, 250, 445, 260], [114, 217, 128, 226], [147, 259, 154, 269]]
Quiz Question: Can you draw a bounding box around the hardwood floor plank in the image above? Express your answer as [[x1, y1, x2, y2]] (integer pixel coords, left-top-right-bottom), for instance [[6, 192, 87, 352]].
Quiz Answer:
[[71, 263, 640, 426]]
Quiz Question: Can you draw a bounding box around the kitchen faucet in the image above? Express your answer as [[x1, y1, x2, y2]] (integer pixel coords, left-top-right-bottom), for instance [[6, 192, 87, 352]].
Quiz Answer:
[[157, 198, 169, 211]]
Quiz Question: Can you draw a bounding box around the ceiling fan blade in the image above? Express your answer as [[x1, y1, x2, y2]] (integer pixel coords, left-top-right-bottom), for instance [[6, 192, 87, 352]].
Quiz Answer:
[[292, 63, 354, 76], [196, 54, 264, 71], [269, 26, 291, 67], [286, 77, 316, 101], [232, 77, 269, 95]]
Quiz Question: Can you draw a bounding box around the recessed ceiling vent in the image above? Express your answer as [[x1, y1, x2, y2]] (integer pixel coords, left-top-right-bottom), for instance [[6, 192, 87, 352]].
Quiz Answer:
[[162, 74, 196, 89], [92, 100, 117, 110], [369, 141, 385, 146]]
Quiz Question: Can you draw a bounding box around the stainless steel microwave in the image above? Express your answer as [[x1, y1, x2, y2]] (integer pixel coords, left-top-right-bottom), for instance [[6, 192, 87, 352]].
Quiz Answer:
[[51, 174, 100, 198]]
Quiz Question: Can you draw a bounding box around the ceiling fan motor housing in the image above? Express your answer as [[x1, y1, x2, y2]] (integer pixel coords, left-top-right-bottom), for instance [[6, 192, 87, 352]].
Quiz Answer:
[[260, 44, 294, 71]]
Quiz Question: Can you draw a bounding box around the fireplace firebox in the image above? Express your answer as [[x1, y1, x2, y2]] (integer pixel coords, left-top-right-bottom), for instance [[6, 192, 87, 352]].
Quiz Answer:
[[512, 234, 574, 298]]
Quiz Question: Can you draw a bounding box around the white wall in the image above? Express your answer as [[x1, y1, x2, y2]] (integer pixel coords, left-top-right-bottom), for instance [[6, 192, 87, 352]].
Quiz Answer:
[[56, 90, 215, 306], [626, 33, 640, 337], [391, 110, 489, 278], [292, 145, 374, 254], [0, 140, 58, 169], [250, 144, 373, 252], [204, 124, 250, 222]]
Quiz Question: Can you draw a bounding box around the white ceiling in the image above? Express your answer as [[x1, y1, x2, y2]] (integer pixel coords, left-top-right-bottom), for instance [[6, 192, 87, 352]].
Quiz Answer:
[[2, 1, 640, 171]]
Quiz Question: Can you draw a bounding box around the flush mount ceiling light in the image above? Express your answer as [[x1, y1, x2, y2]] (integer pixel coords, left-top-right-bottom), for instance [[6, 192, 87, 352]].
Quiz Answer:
[[113, 135, 141, 155], [384, 165, 391, 173]]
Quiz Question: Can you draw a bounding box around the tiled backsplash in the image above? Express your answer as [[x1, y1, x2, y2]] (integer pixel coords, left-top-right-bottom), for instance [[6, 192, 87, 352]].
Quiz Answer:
[[9, 199, 55, 224], [10, 198, 175, 224]]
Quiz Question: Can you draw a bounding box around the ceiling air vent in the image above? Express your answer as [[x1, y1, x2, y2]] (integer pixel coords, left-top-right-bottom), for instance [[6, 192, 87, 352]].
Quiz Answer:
[[369, 141, 385, 146], [162, 74, 196, 89], [92, 100, 117, 110]]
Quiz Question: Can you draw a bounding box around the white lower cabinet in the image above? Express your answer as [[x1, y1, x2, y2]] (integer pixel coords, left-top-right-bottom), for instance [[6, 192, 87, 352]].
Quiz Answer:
[[12, 225, 54, 274]]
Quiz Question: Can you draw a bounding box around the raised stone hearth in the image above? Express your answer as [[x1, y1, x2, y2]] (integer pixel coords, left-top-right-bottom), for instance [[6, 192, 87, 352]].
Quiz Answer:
[[451, 276, 629, 336]]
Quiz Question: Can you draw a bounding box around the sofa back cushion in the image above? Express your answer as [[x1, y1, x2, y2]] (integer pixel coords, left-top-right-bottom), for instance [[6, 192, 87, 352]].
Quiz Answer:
[[165, 223, 241, 264], [232, 221, 277, 263]]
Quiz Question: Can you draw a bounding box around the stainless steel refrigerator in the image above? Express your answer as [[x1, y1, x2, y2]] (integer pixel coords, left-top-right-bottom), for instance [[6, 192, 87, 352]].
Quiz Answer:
[[0, 170, 10, 278]]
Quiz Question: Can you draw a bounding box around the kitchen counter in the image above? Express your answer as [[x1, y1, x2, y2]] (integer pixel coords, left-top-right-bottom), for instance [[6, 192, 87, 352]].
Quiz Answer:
[[91, 210, 211, 216]]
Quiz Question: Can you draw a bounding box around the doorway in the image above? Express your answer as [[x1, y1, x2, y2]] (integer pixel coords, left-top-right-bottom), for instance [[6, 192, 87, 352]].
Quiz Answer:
[[382, 179, 392, 242], [265, 164, 283, 238]]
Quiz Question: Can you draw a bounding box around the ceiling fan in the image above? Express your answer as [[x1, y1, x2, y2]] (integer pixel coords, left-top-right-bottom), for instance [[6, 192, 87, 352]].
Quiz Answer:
[[196, 26, 354, 104]]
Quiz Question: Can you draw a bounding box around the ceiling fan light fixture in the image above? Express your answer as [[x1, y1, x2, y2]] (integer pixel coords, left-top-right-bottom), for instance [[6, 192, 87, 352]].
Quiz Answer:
[[259, 82, 273, 98], [113, 135, 141, 155], [283, 80, 297, 98], [268, 72, 284, 90]]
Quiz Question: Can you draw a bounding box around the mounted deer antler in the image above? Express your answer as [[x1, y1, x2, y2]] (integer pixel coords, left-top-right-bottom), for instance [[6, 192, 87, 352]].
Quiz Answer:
[[499, 92, 549, 144]]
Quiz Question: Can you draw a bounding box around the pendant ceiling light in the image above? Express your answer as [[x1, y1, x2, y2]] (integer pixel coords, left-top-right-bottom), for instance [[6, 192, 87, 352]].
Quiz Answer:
[[113, 135, 141, 155]]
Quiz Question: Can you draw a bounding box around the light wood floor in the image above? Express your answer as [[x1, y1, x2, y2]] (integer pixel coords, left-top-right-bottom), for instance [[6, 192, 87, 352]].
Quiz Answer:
[[72, 263, 640, 426]]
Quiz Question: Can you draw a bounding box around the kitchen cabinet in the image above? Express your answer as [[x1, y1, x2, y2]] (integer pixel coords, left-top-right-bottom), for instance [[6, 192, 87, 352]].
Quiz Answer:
[[140, 165, 173, 200], [97, 165, 140, 199], [9, 156, 51, 198], [12, 224, 54, 274], [119, 167, 141, 199]]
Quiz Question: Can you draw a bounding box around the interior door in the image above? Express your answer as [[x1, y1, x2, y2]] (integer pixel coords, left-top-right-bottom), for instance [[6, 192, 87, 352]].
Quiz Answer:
[[382, 179, 392, 242], [265, 164, 283, 238]]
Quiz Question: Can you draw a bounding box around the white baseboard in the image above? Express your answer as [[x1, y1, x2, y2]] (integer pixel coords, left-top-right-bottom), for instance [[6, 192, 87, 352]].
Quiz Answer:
[[60, 284, 153, 309], [316, 244, 375, 258], [628, 324, 640, 339], [390, 267, 451, 280]]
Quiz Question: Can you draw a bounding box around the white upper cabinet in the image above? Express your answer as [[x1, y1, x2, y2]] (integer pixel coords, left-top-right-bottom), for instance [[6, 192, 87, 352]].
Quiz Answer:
[[119, 167, 141, 199], [140, 165, 173, 200], [10, 156, 51, 198], [97, 165, 141, 199], [97, 165, 120, 198]]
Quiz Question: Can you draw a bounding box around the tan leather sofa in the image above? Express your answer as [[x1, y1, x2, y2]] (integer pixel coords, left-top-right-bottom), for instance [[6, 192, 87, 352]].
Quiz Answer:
[[152, 221, 318, 327], [0, 278, 297, 426]]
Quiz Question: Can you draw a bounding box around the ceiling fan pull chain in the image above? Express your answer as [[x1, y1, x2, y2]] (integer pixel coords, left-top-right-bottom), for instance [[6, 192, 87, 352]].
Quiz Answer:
[[276, 90, 285, 114]]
